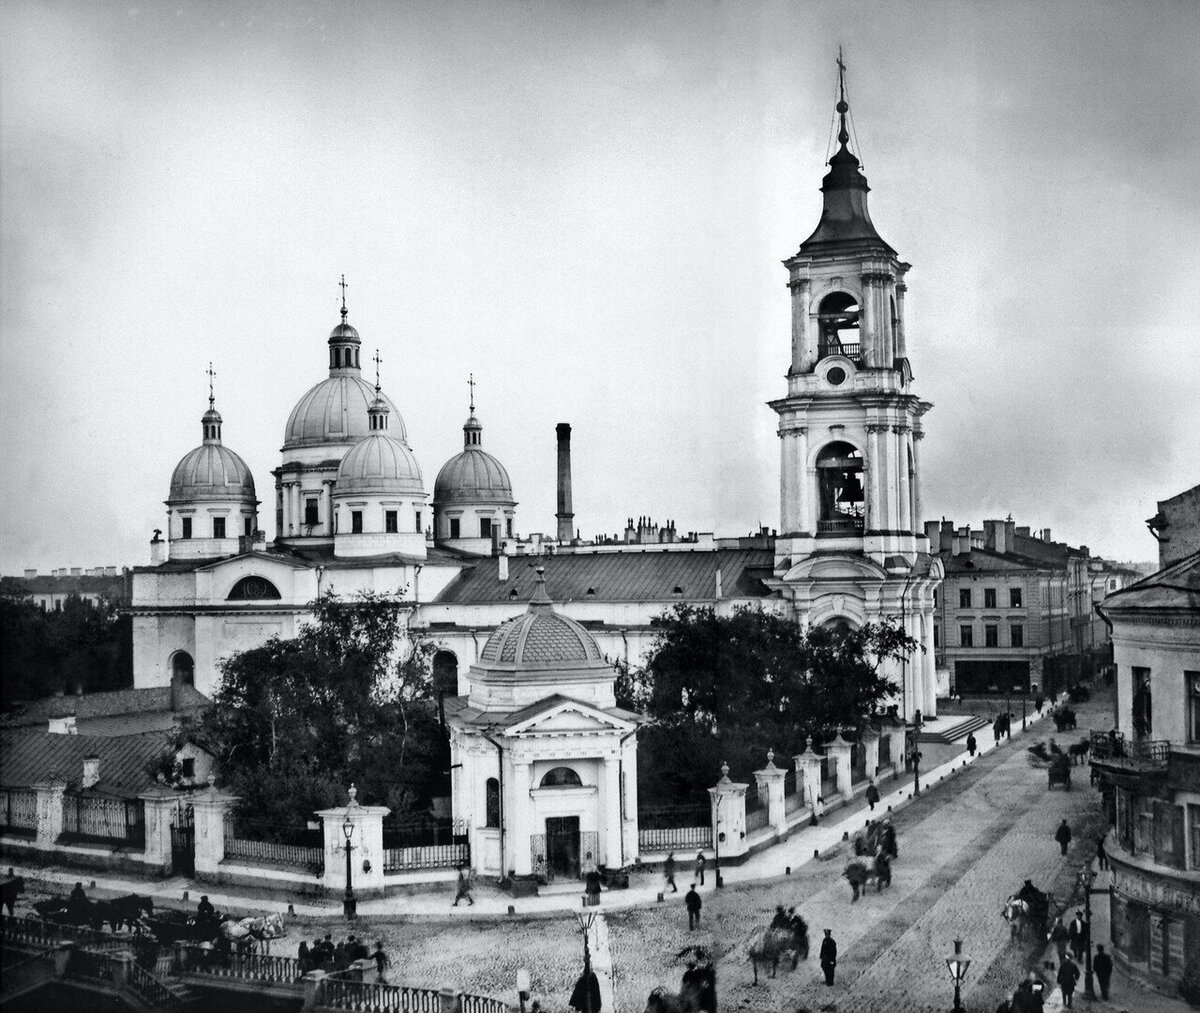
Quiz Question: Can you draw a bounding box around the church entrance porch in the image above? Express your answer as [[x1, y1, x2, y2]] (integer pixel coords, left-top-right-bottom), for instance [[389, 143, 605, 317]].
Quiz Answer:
[[531, 818, 601, 882]]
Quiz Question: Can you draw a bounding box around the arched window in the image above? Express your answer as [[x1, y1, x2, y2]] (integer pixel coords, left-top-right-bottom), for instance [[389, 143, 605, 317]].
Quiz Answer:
[[485, 778, 500, 828], [433, 651, 458, 696], [817, 292, 860, 361], [227, 576, 282, 600], [171, 651, 195, 687], [816, 441, 865, 534], [540, 766, 582, 788]]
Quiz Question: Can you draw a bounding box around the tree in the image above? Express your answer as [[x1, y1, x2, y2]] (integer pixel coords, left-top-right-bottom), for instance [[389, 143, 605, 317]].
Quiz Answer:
[[623, 605, 916, 805], [182, 590, 446, 841]]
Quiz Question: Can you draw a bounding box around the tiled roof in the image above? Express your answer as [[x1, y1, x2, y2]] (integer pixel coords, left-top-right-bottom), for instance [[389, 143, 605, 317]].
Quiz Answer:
[[0, 729, 175, 795], [0, 685, 210, 730], [479, 610, 604, 666], [434, 548, 776, 605], [1100, 550, 1200, 613], [443, 693, 641, 730]]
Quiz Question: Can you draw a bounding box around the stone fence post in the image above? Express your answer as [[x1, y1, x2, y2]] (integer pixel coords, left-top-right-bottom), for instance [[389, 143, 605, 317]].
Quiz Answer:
[[708, 762, 748, 868], [824, 732, 853, 799], [752, 750, 787, 834], [33, 778, 67, 849], [139, 787, 181, 875], [861, 728, 881, 778], [190, 778, 238, 879], [315, 785, 390, 897]]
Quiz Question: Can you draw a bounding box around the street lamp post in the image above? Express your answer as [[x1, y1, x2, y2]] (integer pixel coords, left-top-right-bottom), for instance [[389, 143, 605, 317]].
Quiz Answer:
[[909, 738, 922, 797], [945, 937, 970, 1013], [1078, 865, 1097, 999], [342, 810, 357, 920]]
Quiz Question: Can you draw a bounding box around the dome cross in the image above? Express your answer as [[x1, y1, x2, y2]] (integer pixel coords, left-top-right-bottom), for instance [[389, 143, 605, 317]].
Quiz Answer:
[[339, 274, 349, 320], [373, 348, 383, 393], [206, 361, 216, 410], [468, 372, 476, 414]]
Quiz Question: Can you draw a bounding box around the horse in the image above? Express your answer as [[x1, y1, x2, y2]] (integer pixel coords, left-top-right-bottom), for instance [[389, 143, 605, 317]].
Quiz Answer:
[[220, 913, 286, 954], [842, 853, 892, 902], [1068, 738, 1091, 765], [0, 876, 24, 917], [1003, 892, 1054, 942], [94, 894, 154, 933], [747, 925, 807, 985]]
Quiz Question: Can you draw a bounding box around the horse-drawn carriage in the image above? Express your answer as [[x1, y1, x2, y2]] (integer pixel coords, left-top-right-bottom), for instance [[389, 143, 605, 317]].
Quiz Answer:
[[1053, 707, 1077, 732], [597, 864, 631, 890], [1047, 753, 1071, 791], [29, 892, 154, 933], [1003, 881, 1057, 944]]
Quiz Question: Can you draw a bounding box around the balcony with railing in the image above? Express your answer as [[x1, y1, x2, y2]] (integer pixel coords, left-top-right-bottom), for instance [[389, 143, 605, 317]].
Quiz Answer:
[[1089, 731, 1170, 778], [817, 342, 862, 364], [817, 516, 865, 536]]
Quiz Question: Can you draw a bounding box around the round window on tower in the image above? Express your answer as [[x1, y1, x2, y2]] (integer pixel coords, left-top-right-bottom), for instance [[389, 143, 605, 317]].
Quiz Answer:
[[826, 366, 847, 386]]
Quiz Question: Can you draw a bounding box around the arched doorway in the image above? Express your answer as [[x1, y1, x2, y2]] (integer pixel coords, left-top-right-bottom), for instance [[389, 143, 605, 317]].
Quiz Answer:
[[433, 651, 458, 697], [171, 651, 195, 687]]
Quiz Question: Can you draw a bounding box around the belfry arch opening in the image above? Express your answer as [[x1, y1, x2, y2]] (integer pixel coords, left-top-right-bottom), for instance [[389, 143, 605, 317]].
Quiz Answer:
[[817, 292, 860, 362], [816, 441, 865, 535]]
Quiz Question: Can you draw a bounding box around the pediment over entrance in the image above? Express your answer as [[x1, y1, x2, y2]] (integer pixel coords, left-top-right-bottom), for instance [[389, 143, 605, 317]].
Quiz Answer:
[[781, 553, 888, 583], [504, 695, 638, 737]]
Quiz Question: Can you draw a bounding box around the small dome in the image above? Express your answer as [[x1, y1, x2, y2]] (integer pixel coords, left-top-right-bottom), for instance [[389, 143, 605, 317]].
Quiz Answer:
[[478, 609, 604, 667], [329, 321, 360, 343], [169, 444, 256, 503], [336, 435, 424, 496], [434, 450, 514, 505], [284, 376, 408, 450]]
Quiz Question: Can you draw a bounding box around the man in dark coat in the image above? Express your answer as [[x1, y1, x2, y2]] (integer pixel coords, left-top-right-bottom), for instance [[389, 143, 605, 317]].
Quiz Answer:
[[966, 733, 977, 757], [67, 882, 89, 921], [865, 780, 880, 811], [1096, 833, 1109, 871], [569, 967, 601, 1013], [819, 928, 837, 986], [1068, 910, 1086, 960], [1047, 916, 1069, 964], [1055, 819, 1072, 856], [695, 852, 706, 886], [663, 853, 678, 893], [1092, 944, 1113, 1000], [1056, 955, 1080, 1008], [685, 885, 702, 930]]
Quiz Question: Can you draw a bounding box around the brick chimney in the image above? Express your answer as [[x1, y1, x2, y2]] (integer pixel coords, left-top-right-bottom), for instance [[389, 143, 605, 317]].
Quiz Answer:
[[82, 756, 100, 790], [498, 554, 509, 581], [555, 423, 575, 543]]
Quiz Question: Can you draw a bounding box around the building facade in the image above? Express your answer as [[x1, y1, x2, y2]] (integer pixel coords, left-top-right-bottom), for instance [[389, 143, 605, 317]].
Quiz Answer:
[[1092, 540, 1200, 993]]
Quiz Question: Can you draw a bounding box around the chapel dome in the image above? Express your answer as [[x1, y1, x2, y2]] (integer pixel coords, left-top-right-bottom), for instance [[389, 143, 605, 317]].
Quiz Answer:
[[433, 409, 515, 505], [477, 576, 606, 671], [169, 446, 256, 503], [284, 375, 407, 451], [335, 434, 425, 496]]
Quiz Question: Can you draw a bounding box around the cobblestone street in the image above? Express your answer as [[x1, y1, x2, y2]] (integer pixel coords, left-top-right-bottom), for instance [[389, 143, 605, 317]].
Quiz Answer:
[[632, 698, 1112, 1013]]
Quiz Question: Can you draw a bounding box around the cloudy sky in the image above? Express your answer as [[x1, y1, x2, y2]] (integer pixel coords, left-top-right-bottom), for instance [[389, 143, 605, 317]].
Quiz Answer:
[[2, 0, 1197, 574]]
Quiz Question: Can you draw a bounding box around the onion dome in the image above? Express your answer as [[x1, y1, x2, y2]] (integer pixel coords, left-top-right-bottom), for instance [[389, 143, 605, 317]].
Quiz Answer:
[[476, 570, 605, 670], [433, 408, 515, 506], [284, 298, 408, 450], [168, 397, 255, 505], [335, 392, 424, 496], [797, 54, 895, 257]]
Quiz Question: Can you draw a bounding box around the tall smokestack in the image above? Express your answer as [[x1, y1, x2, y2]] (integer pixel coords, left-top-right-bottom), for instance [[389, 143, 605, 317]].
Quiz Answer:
[[556, 423, 574, 543]]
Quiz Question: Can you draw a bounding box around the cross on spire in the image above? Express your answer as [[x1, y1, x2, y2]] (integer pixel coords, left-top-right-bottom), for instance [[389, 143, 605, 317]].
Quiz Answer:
[[207, 361, 216, 409], [468, 372, 476, 413], [836, 46, 850, 148], [339, 274, 348, 319], [373, 348, 382, 392]]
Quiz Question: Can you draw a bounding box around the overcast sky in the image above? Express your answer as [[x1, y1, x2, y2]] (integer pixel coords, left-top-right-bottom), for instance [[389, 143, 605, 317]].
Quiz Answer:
[[2, 0, 1197, 575]]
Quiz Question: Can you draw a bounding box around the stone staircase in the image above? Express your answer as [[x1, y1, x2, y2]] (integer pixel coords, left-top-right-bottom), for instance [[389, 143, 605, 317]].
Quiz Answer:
[[917, 714, 990, 745]]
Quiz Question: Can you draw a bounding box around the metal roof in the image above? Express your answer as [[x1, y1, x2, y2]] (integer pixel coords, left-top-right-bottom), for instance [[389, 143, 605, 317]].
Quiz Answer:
[[433, 548, 776, 605], [0, 729, 176, 794], [1, 685, 209, 730], [1100, 550, 1200, 613]]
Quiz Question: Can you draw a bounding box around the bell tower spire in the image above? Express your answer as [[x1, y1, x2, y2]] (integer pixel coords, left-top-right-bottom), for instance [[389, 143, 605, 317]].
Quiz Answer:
[[201, 362, 222, 444]]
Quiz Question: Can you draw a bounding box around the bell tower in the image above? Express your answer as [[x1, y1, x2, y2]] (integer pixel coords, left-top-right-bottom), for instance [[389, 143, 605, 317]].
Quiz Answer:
[[768, 53, 942, 720]]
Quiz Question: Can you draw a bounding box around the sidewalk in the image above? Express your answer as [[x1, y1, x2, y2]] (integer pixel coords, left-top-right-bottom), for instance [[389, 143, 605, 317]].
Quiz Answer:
[[7, 703, 1048, 921]]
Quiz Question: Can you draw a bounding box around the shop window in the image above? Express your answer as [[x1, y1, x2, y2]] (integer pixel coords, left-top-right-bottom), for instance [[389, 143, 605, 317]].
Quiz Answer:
[[1153, 801, 1186, 870], [960, 625, 973, 647], [1010, 587, 1023, 608], [984, 588, 996, 608], [1011, 624, 1024, 648], [1188, 672, 1200, 744], [351, 511, 363, 534], [385, 510, 398, 533], [985, 624, 998, 647], [181, 517, 192, 539], [959, 588, 971, 608], [213, 517, 226, 539]]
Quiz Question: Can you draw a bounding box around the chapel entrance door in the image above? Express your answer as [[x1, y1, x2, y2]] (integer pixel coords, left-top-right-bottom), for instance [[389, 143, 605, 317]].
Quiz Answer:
[[545, 816, 581, 881]]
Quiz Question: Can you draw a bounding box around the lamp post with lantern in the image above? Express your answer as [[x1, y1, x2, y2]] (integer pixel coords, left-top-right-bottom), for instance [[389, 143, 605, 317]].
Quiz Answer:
[[1078, 864, 1097, 999], [342, 787, 358, 920], [945, 937, 970, 1013]]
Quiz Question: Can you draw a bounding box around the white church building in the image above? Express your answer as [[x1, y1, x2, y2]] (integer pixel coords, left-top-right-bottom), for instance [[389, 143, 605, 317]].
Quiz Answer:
[[129, 68, 941, 876]]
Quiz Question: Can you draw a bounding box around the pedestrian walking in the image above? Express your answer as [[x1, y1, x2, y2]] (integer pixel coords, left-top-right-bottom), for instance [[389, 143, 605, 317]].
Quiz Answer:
[[1035, 694, 1045, 714], [695, 851, 706, 886], [664, 852, 678, 893], [865, 780, 880, 811], [584, 869, 602, 907], [1068, 910, 1086, 961], [372, 941, 390, 983], [819, 929, 837, 986], [1054, 818, 1072, 856], [1047, 917, 1069, 964], [452, 864, 475, 907], [1093, 944, 1113, 1000], [684, 884, 702, 931], [1096, 833, 1109, 871], [1056, 955, 1079, 1008], [966, 732, 977, 757]]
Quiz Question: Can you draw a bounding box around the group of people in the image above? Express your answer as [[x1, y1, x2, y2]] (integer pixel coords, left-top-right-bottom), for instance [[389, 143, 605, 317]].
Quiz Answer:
[[298, 933, 389, 980], [662, 852, 707, 893]]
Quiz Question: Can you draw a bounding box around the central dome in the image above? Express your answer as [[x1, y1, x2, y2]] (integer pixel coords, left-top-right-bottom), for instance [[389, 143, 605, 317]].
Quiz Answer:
[[284, 376, 407, 450]]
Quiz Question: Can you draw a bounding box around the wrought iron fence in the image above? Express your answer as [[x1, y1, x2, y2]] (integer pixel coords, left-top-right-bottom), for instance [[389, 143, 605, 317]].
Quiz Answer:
[[383, 842, 469, 872], [637, 804, 711, 852], [0, 787, 38, 833], [745, 805, 770, 833], [318, 978, 443, 1013], [187, 951, 304, 983], [461, 992, 512, 1013], [60, 793, 144, 846], [382, 817, 469, 849], [783, 769, 804, 814], [224, 835, 325, 874], [1090, 731, 1170, 769]]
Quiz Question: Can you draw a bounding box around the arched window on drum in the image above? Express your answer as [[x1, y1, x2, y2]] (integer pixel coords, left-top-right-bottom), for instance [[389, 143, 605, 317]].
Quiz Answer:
[[816, 441, 865, 535], [540, 767, 583, 788]]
